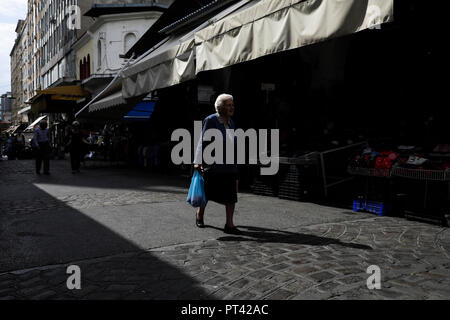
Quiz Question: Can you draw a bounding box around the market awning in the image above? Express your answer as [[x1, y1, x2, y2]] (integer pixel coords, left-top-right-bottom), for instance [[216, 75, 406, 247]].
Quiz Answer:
[[89, 91, 126, 112], [84, 87, 144, 120], [30, 95, 82, 114], [24, 115, 48, 132], [29, 85, 90, 114], [18, 106, 31, 114], [11, 123, 28, 134], [122, 101, 156, 122], [36, 85, 89, 101], [195, 0, 394, 73], [121, 34, 196, 99], [5, 125, 20, 134], [122, 0, 252, 99]]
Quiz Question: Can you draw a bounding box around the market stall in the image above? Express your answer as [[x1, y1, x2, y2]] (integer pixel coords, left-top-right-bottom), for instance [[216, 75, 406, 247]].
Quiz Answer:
[[79, 123, 130, 168], [348, 143, 450, 225], [392, 147, 450, 226]]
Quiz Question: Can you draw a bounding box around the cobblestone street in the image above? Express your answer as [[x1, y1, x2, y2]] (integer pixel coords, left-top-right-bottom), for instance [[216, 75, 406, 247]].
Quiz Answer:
[[1, 160, 449, 300]]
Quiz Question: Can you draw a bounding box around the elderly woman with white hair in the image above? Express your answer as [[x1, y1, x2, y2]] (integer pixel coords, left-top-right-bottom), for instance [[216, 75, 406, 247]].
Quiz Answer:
[[194, 93, 241, 235]]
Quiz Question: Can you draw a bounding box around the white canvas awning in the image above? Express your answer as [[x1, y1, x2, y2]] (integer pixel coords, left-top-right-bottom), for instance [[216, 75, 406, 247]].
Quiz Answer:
[[121, 34, 196, 99], [121, 0, 253, 99], [18, 106, 31, 114], [195, 0, 394, 73], [24, 115, 48, 132], [5, 125, 20, 134], [89, 91, 126, 112]]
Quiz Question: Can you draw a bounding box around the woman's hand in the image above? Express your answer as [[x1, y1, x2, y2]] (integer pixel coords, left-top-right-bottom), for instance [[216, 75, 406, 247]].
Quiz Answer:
[[194, 164, 203, 172]]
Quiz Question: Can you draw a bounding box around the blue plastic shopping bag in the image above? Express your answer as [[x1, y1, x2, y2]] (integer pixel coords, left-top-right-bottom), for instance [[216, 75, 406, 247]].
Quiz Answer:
[[187, 170, 207, 208]]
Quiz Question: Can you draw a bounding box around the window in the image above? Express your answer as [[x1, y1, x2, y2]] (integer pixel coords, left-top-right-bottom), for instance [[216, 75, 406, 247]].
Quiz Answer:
[[79, 59, 83, 80], [124, 33, 137, 54], [86, 55, 91, 78], [97, 40, 102, 69], [83, 57, 87, 80]]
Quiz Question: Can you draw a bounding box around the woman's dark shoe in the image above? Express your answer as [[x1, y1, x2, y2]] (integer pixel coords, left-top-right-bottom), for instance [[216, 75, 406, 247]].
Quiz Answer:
[[224, 225, 242, 235], [196, 217, 205, 228]]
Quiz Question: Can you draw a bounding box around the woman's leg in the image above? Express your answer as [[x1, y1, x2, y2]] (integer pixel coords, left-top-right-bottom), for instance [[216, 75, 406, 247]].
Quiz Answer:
[[196, 206, 206, 228], [225, 203, 236, 228], [197, 206, 206, 220]]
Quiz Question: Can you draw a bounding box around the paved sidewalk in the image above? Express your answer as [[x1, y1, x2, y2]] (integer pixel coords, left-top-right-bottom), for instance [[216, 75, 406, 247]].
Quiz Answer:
[[0, 160, 449, 300]]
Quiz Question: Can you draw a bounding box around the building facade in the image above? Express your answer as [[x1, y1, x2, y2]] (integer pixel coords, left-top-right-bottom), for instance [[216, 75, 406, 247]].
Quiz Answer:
[[38, 0, 174, 90], [74, 11, 163, 82], [9, 20, 28, 124], [0, 92, 13, 121], [9, 0, 175, 125], [39, 0, 79, 90]]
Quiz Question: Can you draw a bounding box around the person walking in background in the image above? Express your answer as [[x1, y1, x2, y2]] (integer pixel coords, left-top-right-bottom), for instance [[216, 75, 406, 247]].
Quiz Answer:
[[15, 131, 25, 159], [0, 133, 5, 159], [66, 121, 89, 174], [33, 120, 51, 175], [6, 133, 15, 160], [194, 94, 241, 235]]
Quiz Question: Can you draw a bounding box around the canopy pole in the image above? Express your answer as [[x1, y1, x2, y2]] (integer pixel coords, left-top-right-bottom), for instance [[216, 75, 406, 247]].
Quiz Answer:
[[75, 53, 135, 118]]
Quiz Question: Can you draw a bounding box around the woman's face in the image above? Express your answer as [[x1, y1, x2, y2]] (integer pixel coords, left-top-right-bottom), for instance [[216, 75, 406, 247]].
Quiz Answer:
[[222, 99, 235, 117]]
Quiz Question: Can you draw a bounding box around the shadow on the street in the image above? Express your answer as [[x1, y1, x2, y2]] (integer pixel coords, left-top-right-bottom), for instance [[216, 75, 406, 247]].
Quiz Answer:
[[0, 162, 212, 300], [210, 225, 372, 250]]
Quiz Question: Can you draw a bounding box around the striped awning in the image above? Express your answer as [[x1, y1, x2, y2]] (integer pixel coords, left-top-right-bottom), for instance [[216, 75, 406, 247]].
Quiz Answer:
[[89, 91, 126, 112]]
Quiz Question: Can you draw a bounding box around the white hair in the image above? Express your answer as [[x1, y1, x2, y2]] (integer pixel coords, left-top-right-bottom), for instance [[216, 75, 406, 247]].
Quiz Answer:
[[215, 94, 234, 114]]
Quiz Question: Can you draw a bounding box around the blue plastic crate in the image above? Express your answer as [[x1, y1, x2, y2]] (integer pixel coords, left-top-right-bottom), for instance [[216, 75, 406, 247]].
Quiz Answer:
[[353, 199, 366, 212], [366, 201, 385, 216], [353, 199, 385, 216]]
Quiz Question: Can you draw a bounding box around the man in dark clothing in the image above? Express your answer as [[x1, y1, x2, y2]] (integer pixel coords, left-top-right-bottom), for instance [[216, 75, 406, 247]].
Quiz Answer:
[[66, 121, 88, 173], [33, 120, 51, 174], [15, 131, 26, 159]]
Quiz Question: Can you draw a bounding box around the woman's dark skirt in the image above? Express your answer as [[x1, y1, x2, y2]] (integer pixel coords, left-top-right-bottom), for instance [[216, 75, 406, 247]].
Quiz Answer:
[[203, 171, 238, 205]]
